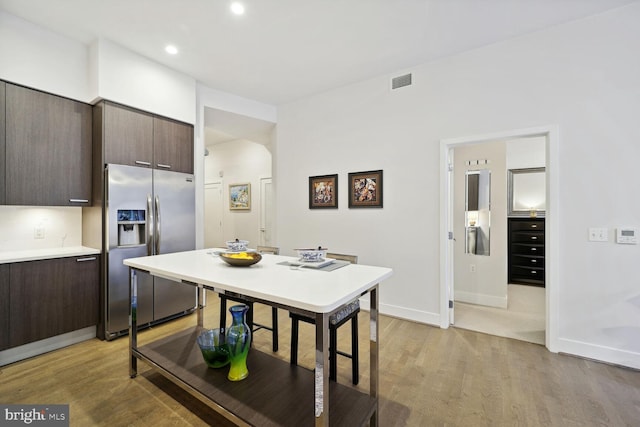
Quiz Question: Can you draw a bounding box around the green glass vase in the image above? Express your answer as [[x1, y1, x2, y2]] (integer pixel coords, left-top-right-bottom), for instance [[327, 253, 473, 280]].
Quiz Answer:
[[226, 304, 251, 381]]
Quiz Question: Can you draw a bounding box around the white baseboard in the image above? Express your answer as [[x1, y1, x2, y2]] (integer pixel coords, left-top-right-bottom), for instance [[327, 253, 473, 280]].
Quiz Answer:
[[454, 290, 508, 309], [557, 337, 640, 370], [0, 326, 96, 366], [359, 297, 441, 326]]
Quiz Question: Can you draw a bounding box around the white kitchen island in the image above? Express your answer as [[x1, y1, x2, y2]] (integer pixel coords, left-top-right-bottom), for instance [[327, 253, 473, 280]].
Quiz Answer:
[[124, 249, 393, 427]]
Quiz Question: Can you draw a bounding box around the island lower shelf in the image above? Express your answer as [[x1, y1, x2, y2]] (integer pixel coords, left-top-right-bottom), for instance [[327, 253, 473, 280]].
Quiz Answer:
[[134, 327, 376, 426]]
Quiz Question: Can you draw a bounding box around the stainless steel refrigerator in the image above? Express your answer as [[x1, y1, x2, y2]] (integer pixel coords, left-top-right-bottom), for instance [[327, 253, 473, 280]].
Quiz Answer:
[[104, 164, 196, 339]]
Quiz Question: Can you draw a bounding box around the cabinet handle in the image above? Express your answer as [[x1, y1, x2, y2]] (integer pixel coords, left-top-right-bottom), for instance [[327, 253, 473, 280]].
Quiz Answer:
[[530, 224, 538, 228], [156, 163, 172, 169], [531, 259, 537, 263], [531, 236, 538, 240], [135, 160, 151, 166], [76, 257, 97, 262], [530, 248, 537, 251], [531, 270, 537, 274], [69, 199, 89, 203]]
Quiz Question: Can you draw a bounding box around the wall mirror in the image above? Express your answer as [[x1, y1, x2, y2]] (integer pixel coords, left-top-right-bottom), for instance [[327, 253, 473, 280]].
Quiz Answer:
[[508, 167, 545, 217], [465, 169, 491, 256]]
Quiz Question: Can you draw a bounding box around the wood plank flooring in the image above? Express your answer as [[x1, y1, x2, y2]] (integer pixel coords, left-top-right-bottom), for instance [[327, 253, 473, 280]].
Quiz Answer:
[[1, 292, 639, 426]]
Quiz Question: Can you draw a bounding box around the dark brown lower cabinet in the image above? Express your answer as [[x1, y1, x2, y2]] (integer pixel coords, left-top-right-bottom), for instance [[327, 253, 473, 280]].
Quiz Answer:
[[0, 265, 9, 350], [8, 255, 99, 348]]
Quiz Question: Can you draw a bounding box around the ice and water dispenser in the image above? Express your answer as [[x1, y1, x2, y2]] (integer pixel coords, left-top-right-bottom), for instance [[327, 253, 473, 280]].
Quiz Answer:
[[117, 209, 146, 246]]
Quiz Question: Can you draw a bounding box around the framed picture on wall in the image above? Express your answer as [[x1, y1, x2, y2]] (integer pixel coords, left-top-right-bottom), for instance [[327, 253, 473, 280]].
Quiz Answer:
[[348, 170, 383, 208], [229, 183, 251, 210], [309, 174, 338, 209]]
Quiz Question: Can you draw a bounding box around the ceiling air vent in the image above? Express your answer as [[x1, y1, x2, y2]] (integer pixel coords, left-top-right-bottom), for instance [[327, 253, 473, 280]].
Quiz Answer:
[[391, 73, 412, 90]]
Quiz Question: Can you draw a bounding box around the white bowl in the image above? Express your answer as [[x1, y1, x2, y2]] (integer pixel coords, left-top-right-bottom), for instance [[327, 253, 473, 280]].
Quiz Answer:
[[297, 247, 327, 263], [226, 240, 249, 252]]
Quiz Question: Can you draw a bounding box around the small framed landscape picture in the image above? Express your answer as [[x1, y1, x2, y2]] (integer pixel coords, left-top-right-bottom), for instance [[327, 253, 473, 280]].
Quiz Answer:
[[309, 174, 338, 209], [229, 183, 251, 210], [348, 170, 383, 208]]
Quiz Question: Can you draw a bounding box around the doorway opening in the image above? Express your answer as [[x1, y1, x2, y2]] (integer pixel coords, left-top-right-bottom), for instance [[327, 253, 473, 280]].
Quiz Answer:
[[202, 107, 276, 248], [440, 126, 559, 352]]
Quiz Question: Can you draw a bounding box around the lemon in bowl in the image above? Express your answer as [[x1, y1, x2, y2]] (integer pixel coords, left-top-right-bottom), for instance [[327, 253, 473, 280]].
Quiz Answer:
[[219, 251, 262, 267]]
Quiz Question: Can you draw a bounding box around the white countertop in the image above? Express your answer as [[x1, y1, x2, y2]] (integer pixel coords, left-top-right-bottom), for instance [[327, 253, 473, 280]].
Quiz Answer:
[[124, 249, 393, 313], [0, 246, 101, 264]]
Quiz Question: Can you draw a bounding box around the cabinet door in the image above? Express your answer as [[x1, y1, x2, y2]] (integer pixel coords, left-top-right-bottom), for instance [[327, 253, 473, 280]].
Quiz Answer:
[[103, 102, 154, 168], [0, 81, 5, 205], [0, 264, 9, 350], [9, 256, 99, 348], [5, 84, 92, 206], [153, 116, 194, 174]]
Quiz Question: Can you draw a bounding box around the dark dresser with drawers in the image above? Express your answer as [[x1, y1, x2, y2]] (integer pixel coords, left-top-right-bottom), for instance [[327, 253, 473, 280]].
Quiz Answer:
[[508, 218, 545, 286]]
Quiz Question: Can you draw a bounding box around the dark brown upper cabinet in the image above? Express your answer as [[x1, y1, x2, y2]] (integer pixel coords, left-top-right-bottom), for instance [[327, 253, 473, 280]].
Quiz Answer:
[[4, 83, 92, 206], [102, 101, 154, 168], [97, 101, 193, 174], [0, 81, 5, 205], [154, 116, 194, 174]]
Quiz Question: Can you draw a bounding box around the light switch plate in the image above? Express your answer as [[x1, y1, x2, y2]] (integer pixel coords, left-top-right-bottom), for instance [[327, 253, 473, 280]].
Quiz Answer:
[[588, 227, 608, 242]]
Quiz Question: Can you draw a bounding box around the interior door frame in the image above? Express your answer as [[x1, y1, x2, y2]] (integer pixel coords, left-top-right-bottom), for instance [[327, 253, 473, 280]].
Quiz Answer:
[[259, 177, 274, 247], [440, 125, 559, 353]]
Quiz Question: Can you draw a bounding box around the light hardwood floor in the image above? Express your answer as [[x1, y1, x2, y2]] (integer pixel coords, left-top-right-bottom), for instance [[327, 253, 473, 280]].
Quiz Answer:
[[1, 293, 639, 426]]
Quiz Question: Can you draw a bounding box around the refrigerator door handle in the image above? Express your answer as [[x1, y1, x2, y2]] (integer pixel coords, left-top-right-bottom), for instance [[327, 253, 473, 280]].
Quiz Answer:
[[147, 194, 153, 256], [155, 195, 161, 255]]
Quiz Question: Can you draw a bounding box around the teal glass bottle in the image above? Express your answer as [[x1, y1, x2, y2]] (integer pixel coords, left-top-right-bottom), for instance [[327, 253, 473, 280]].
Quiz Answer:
[[226, 304, 251, 381]]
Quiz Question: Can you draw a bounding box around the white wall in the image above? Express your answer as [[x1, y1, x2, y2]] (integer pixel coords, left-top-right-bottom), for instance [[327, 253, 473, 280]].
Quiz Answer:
[[204, 140, 272, 247], [0, 11, 90, 101], [0, 12, 196, 121], [90, 39, 196, 124], [0, 207, 82, 251], [507, 137, 546, 170], [276, 3, 640, 368]]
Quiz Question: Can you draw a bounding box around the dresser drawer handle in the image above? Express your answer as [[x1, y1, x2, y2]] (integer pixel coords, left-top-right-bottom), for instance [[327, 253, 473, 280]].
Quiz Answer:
[[530, 224, 537, 228], [530, 248, 537, 251], [531, 259, 537, 263], [531, 270, 537, 274], [531, 236, 538, 240]]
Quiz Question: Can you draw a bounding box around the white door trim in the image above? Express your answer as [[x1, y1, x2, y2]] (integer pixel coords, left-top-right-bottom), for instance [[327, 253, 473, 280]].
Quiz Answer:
[[439, 125, 559, 353], [259, 177, 274, 247]]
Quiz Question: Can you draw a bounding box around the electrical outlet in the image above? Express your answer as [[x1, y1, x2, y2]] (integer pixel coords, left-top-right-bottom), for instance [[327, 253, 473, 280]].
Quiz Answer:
[[34, 227, 45, 239], [469, 264, 476, 273]]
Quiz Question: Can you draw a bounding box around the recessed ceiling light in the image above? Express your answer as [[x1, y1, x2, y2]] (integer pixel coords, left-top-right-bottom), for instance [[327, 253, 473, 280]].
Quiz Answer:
[[165, 44, 178, 55], [230, 2, 245, 15]]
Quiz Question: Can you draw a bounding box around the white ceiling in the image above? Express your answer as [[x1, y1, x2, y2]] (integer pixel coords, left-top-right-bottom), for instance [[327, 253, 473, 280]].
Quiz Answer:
[[1, 0, 635, 143]]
